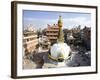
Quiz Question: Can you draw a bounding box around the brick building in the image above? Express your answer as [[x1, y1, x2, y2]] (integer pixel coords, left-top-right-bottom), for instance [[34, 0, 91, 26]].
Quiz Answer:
[[46, 24, 59, 44]]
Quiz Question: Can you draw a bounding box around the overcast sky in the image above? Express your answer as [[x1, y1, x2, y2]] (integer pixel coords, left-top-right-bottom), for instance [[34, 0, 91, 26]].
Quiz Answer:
[[23, 10, 91, 30]]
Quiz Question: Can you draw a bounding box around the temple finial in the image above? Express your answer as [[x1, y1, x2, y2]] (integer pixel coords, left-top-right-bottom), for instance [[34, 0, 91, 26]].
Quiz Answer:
[[58, 15, 63, 28], [57, 16, 64, 42]]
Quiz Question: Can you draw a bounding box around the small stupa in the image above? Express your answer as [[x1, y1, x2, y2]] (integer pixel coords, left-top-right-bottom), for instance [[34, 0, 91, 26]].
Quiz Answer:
[[49, 16, 70, 64]]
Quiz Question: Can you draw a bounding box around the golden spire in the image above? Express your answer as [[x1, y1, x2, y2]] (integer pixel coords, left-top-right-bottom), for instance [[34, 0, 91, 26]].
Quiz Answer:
[[58, 16, 63, 28], [57, 16, 64, 42]]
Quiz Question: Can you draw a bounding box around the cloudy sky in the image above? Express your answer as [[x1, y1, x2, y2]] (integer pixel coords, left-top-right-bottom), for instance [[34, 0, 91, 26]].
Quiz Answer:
[[23, 10, 91, 30]]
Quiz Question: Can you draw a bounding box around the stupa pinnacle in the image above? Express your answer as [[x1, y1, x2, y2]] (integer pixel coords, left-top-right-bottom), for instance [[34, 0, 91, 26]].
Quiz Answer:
[[50, 15, 71, 63], [57, 16, 64, 42]]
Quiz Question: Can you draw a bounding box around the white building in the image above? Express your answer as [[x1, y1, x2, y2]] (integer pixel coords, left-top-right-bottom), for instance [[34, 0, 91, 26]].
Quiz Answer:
[[23, 27, 38, 55]]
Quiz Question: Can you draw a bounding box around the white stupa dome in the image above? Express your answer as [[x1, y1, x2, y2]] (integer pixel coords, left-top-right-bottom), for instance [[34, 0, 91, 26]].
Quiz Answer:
[[50, 16, 71, 62], [50, 42, 70, 60]]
